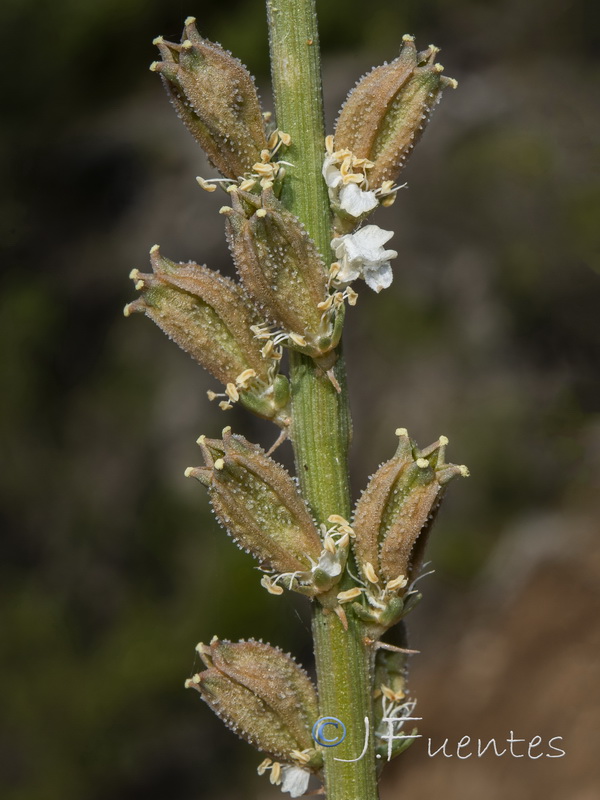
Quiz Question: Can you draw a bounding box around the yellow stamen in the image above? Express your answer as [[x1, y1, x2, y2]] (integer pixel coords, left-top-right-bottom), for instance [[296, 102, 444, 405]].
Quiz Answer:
[[337, 587, 363, 603]]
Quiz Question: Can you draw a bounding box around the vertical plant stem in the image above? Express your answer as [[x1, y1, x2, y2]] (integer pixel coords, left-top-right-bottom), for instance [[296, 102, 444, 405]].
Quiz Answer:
[[267, 2, 379, 798]]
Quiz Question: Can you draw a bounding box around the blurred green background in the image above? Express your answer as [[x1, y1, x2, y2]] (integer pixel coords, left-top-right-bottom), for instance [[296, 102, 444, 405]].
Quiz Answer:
[[1, 0, 599, 798]]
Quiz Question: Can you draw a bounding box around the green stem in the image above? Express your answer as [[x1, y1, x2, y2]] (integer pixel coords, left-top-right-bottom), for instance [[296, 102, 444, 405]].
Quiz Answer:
[[267, 2, 379, 798]]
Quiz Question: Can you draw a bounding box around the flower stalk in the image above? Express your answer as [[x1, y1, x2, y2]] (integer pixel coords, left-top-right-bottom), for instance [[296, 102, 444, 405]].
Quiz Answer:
[[267, 1, 380, 799]]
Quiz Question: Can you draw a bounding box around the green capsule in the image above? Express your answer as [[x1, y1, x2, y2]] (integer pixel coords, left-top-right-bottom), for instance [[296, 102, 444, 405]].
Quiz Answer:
[[353, 428, 468, 587], [222, 188, 342, 364], [334, 36, 457, 189], [186, 638, 321, 770], [150, 17, 267, 179], [125, 246, 290, 425], [186, 429, 323, 575]]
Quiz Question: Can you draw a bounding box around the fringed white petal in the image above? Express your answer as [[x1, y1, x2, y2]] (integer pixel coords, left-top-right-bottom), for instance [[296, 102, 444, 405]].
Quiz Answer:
[[363, 262, 394, 293]]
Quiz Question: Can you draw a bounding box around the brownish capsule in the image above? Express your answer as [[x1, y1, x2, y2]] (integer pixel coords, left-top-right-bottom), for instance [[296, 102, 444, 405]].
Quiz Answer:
[[125, 245, 290, 425], [186, 638, 322, 784], [353, 428, 468, 587], [195, 638, 319, 752], [150, 17, 268, 179], [222, 187, 343, 365], [185, 429, 323, 575], [334, 36, 457, 188]]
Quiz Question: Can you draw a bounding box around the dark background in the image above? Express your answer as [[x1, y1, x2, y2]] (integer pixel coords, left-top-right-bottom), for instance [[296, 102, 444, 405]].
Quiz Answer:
[[1, 1, 599, 798]]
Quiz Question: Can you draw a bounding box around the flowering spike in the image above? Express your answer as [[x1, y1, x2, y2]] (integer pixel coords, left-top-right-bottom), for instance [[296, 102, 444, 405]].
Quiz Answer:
[[224, 187, 343, 363], [334, 36, 456, 189], [152, 20, 268, 179], [186, 638, 321, 774], [126, 248, 290, 425]]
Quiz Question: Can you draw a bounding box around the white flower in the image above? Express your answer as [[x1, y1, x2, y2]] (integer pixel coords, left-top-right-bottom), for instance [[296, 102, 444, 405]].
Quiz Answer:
[[280, 765, 311, 798], [331, 225, 398, 293], [338, 183, 379, 217]]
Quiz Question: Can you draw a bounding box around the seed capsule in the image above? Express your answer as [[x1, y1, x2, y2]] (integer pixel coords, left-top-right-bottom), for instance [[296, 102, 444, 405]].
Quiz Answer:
[[334, 36, 457, 189], [125, 246, 290, 425], [186, 429, 323, 575], [223, 188, 343, 364], [151, 18, 268, 179], [186, 638, 321, 769], [353, 429, 468, 587]]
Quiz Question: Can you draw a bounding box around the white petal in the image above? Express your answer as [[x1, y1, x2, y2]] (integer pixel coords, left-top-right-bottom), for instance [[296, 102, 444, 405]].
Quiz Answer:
[[280, 766, 311, 798], [316, 549, 342, 577], [364, 262, 394, 293], [377, 248, 399, 262], [330, 235, 344, 255], [336, 260, 361, 283], [322, 156, 342, 188], [339, 183, 379, 217], [331, 235, 361, 267], [354, 224, 395, 250], [341, 238, 365, 264]]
